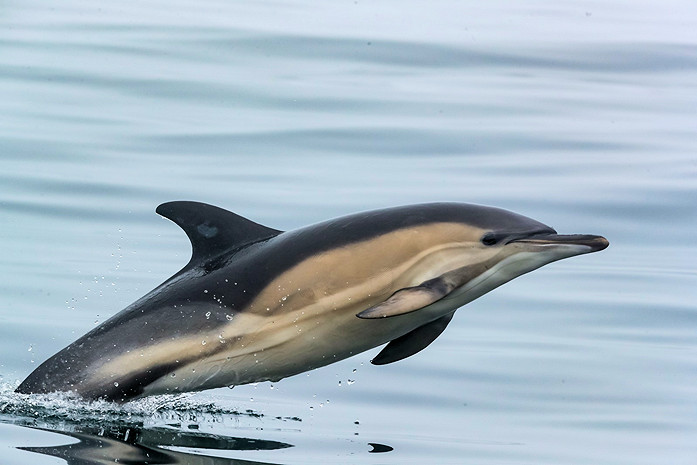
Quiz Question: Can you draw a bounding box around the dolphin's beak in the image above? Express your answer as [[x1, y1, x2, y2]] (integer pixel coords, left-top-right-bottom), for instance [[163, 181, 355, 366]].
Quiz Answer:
[[511, 233, 609, 253]]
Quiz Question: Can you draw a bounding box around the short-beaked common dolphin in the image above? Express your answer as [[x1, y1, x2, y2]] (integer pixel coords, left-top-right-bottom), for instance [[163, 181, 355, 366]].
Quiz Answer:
[[16, 202, 608, 402]]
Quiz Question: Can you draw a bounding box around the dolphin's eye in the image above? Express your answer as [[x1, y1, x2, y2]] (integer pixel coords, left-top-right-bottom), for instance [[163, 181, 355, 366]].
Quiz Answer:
[[481, 232, 499, 246]]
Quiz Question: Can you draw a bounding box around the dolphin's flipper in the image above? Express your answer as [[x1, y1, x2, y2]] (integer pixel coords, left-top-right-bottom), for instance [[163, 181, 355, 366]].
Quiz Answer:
[[356, 277, 454, 319], [371, 313, 454, 365], [156, 201, 282, 272]]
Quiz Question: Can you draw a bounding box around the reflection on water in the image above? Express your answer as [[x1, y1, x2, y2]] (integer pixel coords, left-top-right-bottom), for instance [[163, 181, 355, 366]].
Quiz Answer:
[[368, 443, 394, 453], [0, 387, 292, 464], [0, 386, 395, 464], [15, 423, 289, 465]]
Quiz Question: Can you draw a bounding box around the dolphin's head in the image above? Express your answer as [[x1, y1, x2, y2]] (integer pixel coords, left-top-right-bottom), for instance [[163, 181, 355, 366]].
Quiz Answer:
[[430, 203, 610, 305], [353, 203, 609, 320], [404, 202, 608, 265], [354, 203, 609, 366]]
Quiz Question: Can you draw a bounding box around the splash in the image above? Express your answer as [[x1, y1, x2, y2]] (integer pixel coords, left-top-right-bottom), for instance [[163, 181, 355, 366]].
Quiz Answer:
[[0, 381, 296, 432], [1, 382, 295, 464]]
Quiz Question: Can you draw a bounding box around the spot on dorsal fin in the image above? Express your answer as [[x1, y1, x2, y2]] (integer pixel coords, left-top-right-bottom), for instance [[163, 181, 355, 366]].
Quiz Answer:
[[156, 201, 282, 271]]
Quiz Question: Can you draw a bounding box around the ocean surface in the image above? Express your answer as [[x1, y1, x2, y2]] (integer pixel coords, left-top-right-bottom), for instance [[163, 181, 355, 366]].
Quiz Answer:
[[1, 1, 696, 464]]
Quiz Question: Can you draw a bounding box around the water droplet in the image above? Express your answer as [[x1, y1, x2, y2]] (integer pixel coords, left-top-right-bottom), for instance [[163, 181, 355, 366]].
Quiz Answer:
[[205, 311, 211, 319], [203, 290, 209, 294], [347, 379, 355, 385], [352, 368, 357, 373], [201, 340, 207, 345], [114, 382, 119, 387], [27, 345, 33, 352], [281, 296, 287, 301], [226, 314, 233, 321], [338, 381, 342, 387], [170, 373, 176, 378]]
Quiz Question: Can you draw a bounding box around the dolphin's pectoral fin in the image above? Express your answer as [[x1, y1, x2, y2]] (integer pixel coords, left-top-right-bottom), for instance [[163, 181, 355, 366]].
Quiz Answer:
[[156, 201, 282, 272], [371, 313, 454, 365], [356, 277, 453, 319]]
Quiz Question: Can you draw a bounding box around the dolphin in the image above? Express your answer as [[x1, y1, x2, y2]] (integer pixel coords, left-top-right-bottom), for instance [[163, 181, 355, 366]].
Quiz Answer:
[[16, 202, 608, 402]]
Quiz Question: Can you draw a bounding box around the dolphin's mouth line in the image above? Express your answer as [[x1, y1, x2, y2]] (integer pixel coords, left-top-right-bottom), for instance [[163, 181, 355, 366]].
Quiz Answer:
[[510, 233, 609, 252]]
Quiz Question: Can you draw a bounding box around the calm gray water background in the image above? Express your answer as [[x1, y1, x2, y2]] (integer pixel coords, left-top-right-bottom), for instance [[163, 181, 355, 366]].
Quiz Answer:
[[1, 1, 696, 464]]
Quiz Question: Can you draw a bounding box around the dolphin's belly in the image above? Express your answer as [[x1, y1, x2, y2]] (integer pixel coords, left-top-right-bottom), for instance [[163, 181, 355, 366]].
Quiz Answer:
[[141, 244, 482, 397], [132, 228, 484, 397], [142, 290, 463, 397]]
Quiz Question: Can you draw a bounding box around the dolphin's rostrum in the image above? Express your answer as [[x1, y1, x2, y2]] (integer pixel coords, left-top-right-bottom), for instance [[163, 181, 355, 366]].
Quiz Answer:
[[16, 202, 608, 402]]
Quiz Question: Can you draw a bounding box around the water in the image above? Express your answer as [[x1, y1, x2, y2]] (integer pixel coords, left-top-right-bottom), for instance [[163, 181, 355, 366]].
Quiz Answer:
[[1, 0, 696, 463]]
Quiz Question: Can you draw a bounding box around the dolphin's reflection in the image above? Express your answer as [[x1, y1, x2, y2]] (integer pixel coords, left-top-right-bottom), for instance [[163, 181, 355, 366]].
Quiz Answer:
[[15, 421, 291, 465], [1, 390, 396, 464]]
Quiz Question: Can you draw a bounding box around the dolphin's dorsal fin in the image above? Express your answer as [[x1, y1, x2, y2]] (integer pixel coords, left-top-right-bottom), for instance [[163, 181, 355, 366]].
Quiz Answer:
[[156, 201, 282, 271], [371, 313, 453, 365]]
